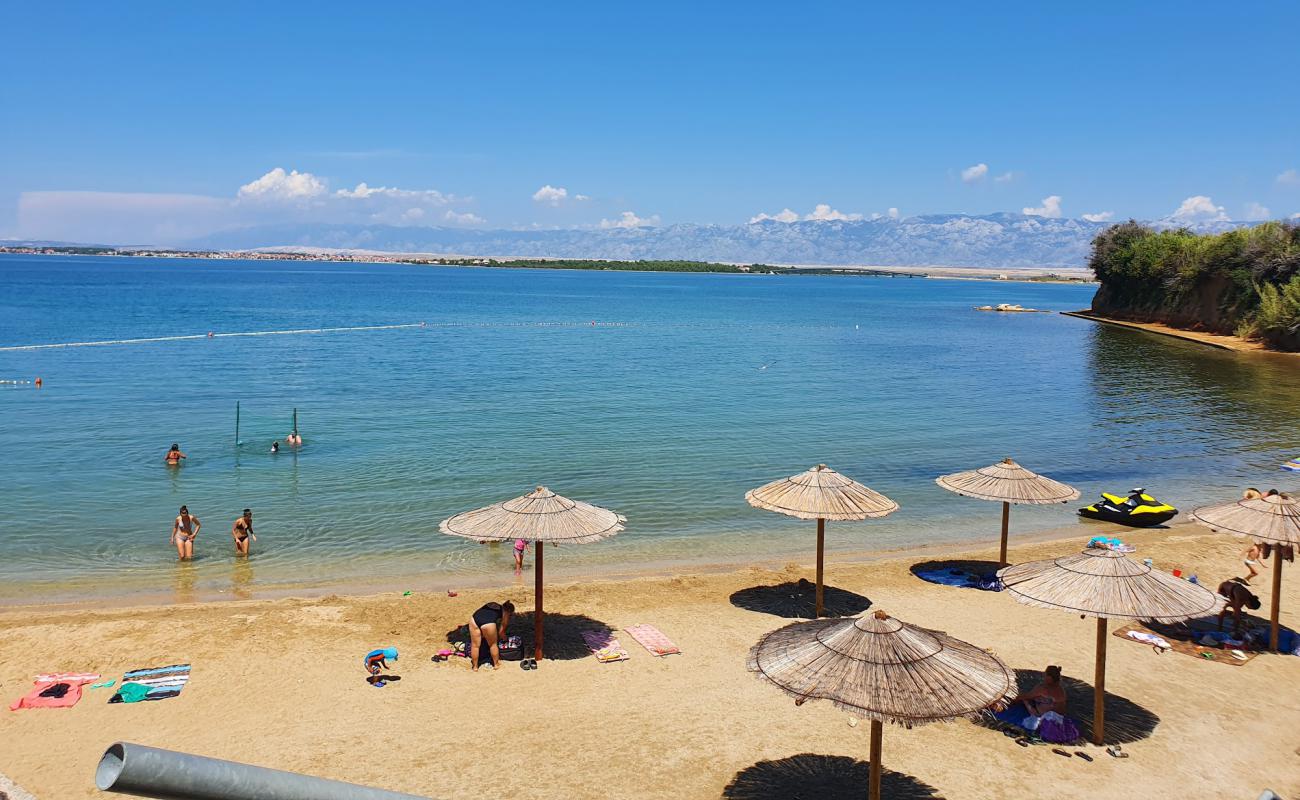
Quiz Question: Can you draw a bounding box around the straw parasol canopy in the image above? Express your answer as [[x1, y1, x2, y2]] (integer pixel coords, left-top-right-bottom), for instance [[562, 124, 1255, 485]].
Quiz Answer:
[[748, 610, 1013, 800], [998, 547, 1222, 744], [936, 458, 1079, 566], [440, 486, 625, 661], [1191, 491, 1300, 651], [746, 465, 898, 618]]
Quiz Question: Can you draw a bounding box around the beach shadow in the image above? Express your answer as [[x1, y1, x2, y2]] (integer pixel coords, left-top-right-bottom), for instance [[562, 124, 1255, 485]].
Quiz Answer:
[[979, 668, 1159, 746], [909, 559, 1003, 592], [444, 613, 613, 662], [723, 754, 943, 800], [729, 579, 871, 619]]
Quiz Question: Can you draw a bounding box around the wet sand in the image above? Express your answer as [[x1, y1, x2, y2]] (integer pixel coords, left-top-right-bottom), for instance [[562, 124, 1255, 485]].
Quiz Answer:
[[1, 522, 1297, 799]]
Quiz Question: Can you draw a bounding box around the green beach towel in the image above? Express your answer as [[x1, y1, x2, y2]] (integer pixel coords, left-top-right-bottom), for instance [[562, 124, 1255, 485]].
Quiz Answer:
[[114, 682, 150, 703]]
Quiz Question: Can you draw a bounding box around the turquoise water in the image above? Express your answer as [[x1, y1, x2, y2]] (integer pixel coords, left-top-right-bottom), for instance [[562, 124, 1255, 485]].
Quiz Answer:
[[2, 254, 1298, 603]]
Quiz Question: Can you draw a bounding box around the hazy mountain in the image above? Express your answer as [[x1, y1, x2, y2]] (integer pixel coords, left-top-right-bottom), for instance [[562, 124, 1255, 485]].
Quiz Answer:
[[184, 214, 1252, 268]]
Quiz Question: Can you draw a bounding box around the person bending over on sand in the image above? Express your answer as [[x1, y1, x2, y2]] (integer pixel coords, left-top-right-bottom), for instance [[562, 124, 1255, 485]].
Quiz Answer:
[[1217, 578, 1261, 634], [170, 505, 200, 560], [232, 509, 257, 556], [164, 443, 186, 466], [468, 601, 514, 671], [1010, 665, 1066, 718]]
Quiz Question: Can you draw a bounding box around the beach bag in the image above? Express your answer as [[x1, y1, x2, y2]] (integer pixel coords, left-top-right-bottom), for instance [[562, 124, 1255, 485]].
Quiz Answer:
[[498, 635, 523, 661], [1038, 713, 1080, 744]]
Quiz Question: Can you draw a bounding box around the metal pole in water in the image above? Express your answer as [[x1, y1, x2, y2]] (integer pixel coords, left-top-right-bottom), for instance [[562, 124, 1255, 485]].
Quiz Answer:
[[95, 741, 431, 800], [235, 401, 240, 447], [292, 407, 298, 437]]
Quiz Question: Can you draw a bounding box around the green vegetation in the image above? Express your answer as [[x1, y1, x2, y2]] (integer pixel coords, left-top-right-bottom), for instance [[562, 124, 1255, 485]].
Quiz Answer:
[[429, 258, 765, 273], [1088, 220, 1300, 351]]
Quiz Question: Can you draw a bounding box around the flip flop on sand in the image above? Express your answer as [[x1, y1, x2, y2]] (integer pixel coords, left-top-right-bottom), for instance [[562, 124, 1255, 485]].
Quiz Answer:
[[1051, 748, 1072, 758], [1106, 745, 1129, 759], [1074, 751, 1093, 762]]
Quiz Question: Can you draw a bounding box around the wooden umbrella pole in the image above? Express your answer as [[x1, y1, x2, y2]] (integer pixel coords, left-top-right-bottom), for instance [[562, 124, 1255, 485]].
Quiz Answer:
[[1270, 554, 1282, 652], [999, 501, 1010, 566], [535, 542, 544, 662], [815, 518, 825, 618], [1093, 616, 1107, 746], [868, 720, 883, 800]]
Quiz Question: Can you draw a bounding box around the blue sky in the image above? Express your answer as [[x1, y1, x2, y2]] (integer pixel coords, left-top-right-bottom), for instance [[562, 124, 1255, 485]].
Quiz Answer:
[[2, 1, 1298, 242]]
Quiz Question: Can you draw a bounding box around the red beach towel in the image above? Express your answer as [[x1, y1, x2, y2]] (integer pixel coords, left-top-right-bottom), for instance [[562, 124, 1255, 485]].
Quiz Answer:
[[9, 672, 100, 711], [624, 624, 681, 657]]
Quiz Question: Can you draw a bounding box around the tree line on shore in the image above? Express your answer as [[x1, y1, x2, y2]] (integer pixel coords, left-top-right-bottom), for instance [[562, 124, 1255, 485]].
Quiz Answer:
[[1088, 220, 1300, 351]]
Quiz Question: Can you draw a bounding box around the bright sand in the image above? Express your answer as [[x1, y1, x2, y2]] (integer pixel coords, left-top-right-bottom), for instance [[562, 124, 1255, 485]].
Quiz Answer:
[[2, 522, 1297, 799]]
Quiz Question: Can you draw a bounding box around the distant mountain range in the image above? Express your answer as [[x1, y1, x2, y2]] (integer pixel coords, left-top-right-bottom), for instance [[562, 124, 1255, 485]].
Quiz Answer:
[[179, 214, 1251, 269]]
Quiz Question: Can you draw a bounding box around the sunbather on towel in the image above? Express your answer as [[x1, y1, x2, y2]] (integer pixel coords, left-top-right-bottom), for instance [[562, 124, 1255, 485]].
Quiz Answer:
[[1217, 579, 1261, 634], [1009, 665, 1066, 721], [468, 601, 514, 671]]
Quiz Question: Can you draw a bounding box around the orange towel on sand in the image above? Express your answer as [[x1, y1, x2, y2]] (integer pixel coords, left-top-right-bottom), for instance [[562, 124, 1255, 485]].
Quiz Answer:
[[10, 672, 100, 711]]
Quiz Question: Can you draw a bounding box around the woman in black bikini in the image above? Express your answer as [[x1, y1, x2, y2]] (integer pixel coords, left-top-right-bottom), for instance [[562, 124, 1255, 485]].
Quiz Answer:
[[232, 508, 257, 556], [468, 601, 514, 671]]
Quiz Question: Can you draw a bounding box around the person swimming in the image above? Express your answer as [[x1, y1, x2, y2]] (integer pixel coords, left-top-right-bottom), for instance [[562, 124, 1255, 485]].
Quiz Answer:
[[270, 441, 280, 454], [232, 509, 257, 556], [165, 443, 186, 466], [170, 505, 200, 561], [285, 432, 302, 446]]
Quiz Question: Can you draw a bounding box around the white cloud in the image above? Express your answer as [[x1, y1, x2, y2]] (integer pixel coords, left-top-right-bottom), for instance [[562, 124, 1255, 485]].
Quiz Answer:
[[1292, 212, 1300, 219], [444, 210, 485, 225], [1276, 169, 1299, 186], [1242, 202, 1271, 221], [334, 182, 450, 204], [994, 172, 1015, 183], [574, 194, 590, 201], [1023, 195, 1063, 218], [1082, 211, 1114, 222], [805, 203, 863, 222], [961, 163, 989, 183], [237, 168, 327, 201], [1170, 195, 1228, 222], [532, 185, 568, 206], [887, 207, 900, 219], [600, 211, 659, 228], [749, 208, 800, 223], [401, 208, 425, 221]]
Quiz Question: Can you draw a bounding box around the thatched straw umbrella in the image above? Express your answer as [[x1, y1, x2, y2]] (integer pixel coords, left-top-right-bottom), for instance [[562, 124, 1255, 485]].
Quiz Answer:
[[1191, 492, 1300, 651], [748, 609, 1013, 800], [936, 458, 1079, 566], [998, 548, 1221, 744], [440, 486, 625, 661], [746, 464, 898, 618]]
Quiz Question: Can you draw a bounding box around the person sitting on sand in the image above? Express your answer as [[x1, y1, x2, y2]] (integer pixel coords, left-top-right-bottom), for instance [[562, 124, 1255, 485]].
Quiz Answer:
[[1217, 578, 1261, 634], [170, 505, 200, 561], [164, 443, 186, 466], [232, 509, 257, 556], [468, 601, 514, 671], [1010, 665, 1066, 719]]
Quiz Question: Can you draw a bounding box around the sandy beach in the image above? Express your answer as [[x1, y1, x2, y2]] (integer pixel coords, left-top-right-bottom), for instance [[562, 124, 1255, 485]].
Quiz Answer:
[[2, 521, 1297, 799]]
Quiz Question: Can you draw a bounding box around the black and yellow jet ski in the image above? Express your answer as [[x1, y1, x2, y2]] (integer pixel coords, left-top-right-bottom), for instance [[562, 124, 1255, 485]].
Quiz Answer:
[[1078, 489, 1177, 527]]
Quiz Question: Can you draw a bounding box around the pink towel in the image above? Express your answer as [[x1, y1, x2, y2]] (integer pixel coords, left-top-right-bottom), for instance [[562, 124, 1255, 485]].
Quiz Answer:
[[10, 672, 101, 711], [624, 624, 681, 656], [580, 630, 628, 662]]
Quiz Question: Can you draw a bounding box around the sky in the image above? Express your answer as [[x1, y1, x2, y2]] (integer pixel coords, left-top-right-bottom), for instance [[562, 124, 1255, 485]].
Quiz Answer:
[[2, 1, 1299, 244]]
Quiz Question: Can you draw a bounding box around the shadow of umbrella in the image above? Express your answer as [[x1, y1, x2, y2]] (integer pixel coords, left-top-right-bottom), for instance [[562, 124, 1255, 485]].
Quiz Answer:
[[730, 579, 872, 619], [723, 754, 943, 800], [978, 667, 1160, 746], [909, 559, 1003, 591], [445, 613, 614, 663]]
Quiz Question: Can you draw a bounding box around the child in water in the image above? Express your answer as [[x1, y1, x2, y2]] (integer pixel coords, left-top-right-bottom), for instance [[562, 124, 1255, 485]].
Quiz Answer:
[[514, 539, 529, 572], [364, 647, 398, 686]]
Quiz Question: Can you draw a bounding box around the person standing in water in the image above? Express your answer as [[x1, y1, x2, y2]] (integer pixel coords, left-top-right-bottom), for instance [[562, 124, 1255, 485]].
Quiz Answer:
[[513, 539, 529, 573], [170, 505, 201, 560], [232, 509, 257, 556], [164, 443, 187, 466]]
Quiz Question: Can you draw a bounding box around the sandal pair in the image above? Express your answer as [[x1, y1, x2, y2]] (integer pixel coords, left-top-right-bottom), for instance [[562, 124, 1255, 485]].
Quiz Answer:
[[520, 658, 538, 670]]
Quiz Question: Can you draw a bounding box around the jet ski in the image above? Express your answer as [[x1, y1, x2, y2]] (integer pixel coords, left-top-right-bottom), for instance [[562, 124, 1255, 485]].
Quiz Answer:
[[1078, 489, 1177, 527]]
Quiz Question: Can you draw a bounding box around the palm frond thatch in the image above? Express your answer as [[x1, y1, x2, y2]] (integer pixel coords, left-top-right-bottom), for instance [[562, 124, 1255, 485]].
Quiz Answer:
[[747, 610, 1014, 727], [997, 547, 1223, 621], [935, 458, 1079, 505], [1189, 493, 1300, 546], [746, 464, 899, 521], [439, 486, 625, 544]]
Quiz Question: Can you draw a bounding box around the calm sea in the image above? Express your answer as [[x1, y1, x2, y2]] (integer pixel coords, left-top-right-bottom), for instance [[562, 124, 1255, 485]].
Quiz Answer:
[[2, 254, 1297, 604]]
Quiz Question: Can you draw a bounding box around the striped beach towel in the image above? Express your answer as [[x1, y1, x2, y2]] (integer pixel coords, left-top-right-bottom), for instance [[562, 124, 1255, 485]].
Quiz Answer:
[[623, 624, 681, 657], [109, 664, 191, 703], [580, 630, 628, 663]]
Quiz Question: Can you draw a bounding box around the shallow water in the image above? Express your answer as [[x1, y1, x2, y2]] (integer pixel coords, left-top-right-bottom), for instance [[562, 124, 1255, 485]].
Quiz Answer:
[[2, 254, 1297, 604]]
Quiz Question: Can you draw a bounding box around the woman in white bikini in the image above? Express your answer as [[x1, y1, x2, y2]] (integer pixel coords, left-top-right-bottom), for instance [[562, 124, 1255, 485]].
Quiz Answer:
[[171, 505, 200, 561]]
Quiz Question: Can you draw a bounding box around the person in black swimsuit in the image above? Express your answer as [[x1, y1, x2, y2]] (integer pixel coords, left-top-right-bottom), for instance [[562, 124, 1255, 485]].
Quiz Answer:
[[232, 508, 257, 556], [469, 601, 514, 671]]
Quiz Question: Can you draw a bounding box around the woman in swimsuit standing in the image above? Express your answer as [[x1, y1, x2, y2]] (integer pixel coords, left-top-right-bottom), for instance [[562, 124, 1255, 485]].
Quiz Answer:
[[164, 443, 186, 466], [232, 508, 257, 556], [468, 601, 514, 671], [170, 505, 200, 560]]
